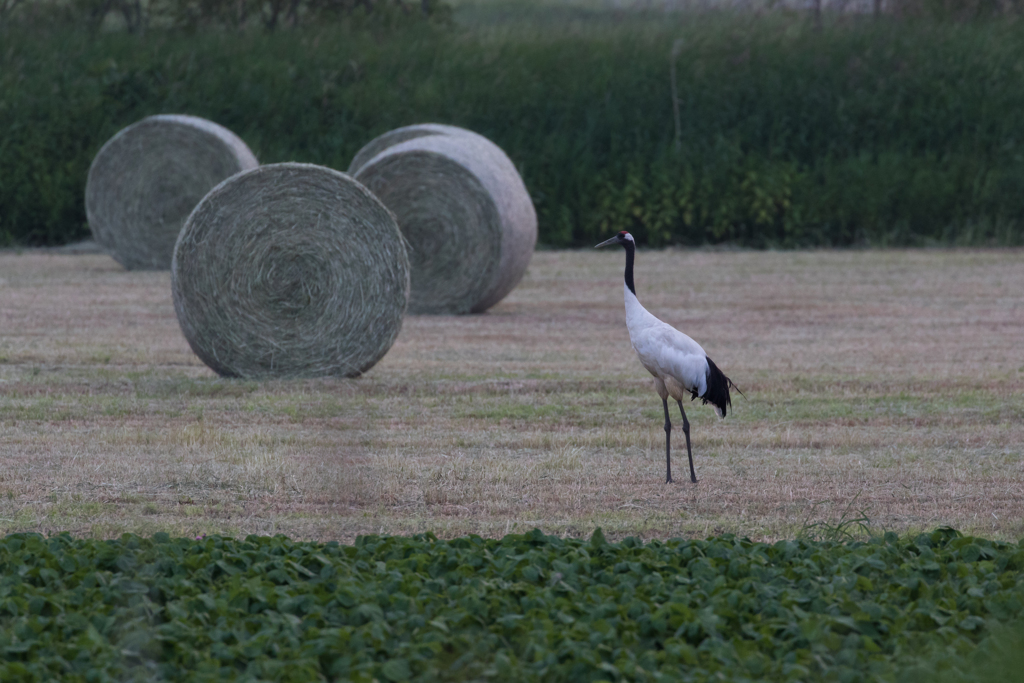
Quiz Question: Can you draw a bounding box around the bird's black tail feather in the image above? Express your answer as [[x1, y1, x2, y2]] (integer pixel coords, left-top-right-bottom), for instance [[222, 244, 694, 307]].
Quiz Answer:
[[694, 356, 740, 418]]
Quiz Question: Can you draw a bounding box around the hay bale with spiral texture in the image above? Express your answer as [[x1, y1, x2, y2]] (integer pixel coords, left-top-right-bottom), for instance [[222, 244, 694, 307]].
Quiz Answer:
[[348, 125, 536, 315], [171, 163, 410, 379], [86, 114, 258, 271], [347, 123, 468, 177]]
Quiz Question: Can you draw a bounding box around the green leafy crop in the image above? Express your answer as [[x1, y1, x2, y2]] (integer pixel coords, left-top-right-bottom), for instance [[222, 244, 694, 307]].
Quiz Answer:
[[0, 528, 1022, 681]]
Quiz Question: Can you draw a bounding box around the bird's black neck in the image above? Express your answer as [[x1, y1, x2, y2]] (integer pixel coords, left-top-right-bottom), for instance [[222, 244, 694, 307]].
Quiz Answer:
[[623, 240, 636, 296]]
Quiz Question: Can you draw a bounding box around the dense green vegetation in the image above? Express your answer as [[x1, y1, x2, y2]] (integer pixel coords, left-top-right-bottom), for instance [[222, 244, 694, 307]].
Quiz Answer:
[[0, 528, 1022, 681], [3, 9, 1024, 248]]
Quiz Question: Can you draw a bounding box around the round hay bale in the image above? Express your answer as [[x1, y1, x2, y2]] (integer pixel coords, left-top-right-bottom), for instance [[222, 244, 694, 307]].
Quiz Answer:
[[86, 114, 259, 271], [349, 125, 536, 314], [347, 123, 468, 177], [171, 163, 410, 379]]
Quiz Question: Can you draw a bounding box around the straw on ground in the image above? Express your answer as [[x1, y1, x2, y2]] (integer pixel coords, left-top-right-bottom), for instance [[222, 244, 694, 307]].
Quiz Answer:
[[0, 247, 1021, 542]]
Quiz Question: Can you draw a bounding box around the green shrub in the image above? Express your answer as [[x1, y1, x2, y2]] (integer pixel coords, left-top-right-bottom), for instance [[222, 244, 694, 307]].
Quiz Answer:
[[2, 14, 1024, 248]]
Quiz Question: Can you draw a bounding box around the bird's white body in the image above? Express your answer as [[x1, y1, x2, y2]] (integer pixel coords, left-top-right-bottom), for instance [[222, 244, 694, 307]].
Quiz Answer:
[[596, 230, 735, 483], [622, 283, 722, 416]]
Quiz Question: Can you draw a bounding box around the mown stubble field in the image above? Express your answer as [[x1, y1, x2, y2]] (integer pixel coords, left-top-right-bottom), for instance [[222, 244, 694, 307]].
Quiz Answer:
[[0, 247, 1021, 543]]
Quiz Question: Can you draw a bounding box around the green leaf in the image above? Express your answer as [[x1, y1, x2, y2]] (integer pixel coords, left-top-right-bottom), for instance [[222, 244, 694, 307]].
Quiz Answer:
[[380, 658, 412, 681]]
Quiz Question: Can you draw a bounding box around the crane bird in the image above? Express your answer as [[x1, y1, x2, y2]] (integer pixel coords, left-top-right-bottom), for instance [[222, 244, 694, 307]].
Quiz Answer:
[[596, 231, 740, 484]]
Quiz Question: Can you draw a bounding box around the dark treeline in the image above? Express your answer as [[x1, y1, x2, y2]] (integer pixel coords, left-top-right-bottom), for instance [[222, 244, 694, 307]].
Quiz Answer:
[[2, 5, 1024, 248], [0, 0, 451, 33]]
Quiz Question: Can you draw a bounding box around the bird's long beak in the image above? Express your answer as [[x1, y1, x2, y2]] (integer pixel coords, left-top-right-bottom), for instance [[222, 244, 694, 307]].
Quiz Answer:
[[594, 236, 619, 248]]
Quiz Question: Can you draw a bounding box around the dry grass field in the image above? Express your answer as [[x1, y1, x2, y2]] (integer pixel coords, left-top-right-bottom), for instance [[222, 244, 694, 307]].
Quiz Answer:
[[0, 247, 1021, 544]]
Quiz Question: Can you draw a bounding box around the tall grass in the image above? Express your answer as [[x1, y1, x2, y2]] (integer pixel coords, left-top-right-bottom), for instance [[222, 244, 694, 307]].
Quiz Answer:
[[2, 11, 1024, 247]]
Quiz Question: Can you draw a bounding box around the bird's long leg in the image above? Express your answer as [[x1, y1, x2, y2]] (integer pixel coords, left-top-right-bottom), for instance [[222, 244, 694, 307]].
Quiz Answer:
[[676, 400, 696, 483], [662, 397, 673, 483]]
